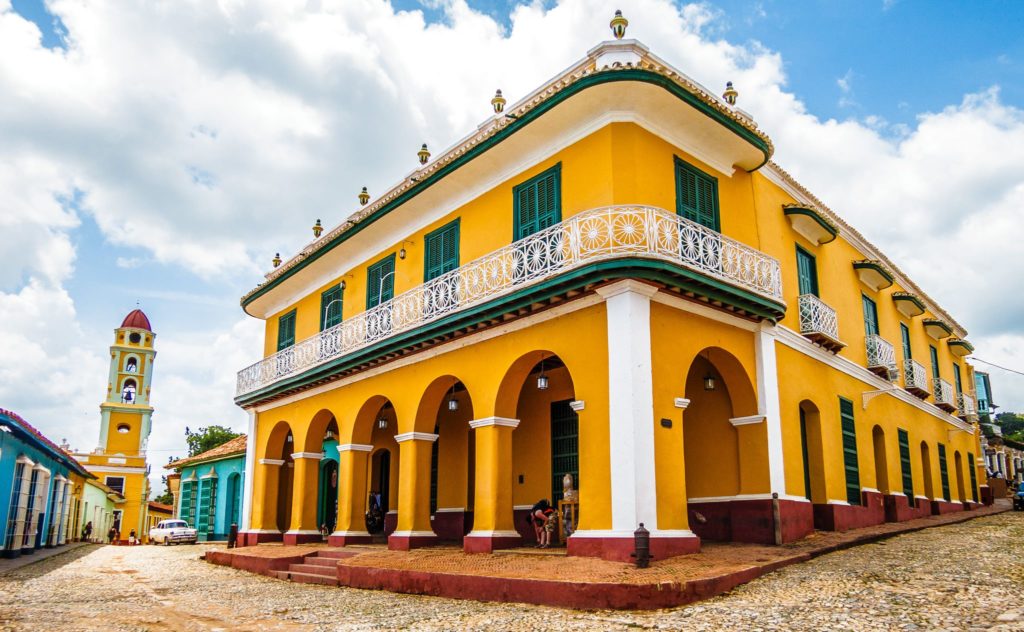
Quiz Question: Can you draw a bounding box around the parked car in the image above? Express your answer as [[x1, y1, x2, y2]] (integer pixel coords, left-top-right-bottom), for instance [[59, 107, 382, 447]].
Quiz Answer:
[[149, 519, 198, 545]]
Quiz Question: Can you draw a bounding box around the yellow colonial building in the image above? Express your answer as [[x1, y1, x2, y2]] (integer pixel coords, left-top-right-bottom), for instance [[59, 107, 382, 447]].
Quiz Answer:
[[234, 21, 985, 561], [72, 309, 156, 543]]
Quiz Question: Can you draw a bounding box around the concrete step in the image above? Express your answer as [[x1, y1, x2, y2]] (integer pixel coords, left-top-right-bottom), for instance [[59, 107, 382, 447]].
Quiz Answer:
[[315, 550, 360, 560], [277, 570, 338, 586], [288, 563, 337, 576], [304, 556, 341, 568]]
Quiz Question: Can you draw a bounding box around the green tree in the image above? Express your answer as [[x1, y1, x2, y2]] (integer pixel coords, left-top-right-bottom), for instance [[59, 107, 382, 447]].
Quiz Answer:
[[151, 456, 176, 504], [185, 425, 241, 457]]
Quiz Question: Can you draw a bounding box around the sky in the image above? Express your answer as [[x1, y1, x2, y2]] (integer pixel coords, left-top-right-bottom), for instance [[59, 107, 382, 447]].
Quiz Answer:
[[2, 0, 1024, 495]]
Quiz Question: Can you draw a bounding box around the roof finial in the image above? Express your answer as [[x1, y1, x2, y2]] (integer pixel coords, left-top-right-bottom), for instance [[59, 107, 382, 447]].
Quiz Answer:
[[312, 219, 323, 238], [723, 81, 738, 106], [418, 143, 431, 165], [610, 10, 628, 40], [272, 253, 282, 268], [359, 187, 370, 205], [491, 89, 506, 114]]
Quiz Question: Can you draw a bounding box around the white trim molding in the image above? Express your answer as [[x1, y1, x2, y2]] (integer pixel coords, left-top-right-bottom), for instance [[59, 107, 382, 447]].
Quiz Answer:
[[258, 458, 285, 466], [290, 452, 325, 460], [512, 505, 535, 511], [337, 443, 374, 453], [433, 507, 466, 513], [245, 529, 283, 534], [468, 417, 520, 429], [729, 415, 766, 427], [241, 411, 256, 532], [570, 529, 698, 539], [389, 530, 437, 538], [860, 487, 881, 494], [284, 529, 321, 535], [688, 493, 810, 504], [674, 398, 690, 409], [569, 400, 585, 412], [464, 530, 522, 538], [594, 278, 659, 301], [827, 499, 851, 506], [394, 432, 439, 443]]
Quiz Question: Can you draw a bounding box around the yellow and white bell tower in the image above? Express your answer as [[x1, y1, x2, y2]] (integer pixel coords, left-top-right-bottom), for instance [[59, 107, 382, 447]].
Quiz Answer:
[[73, 309, 156, 543]]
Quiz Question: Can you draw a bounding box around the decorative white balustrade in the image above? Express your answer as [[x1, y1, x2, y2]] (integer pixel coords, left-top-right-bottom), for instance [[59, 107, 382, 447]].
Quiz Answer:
[[957, 393, 977, 418], [237, 205, 784, 397], [865, 334, 897, 377], [798, 294, 840, 344], [934, 379, 956, 408], [903, 358, 930, 394]]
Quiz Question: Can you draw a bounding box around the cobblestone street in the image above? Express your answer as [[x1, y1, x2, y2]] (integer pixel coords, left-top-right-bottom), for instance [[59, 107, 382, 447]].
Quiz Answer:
[[1, 513, 1023, 631]]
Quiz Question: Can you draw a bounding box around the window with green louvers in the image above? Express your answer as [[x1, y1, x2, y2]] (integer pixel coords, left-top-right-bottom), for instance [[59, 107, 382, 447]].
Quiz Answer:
[[862, 295, 879, 337], [938, 443, 951, 501], [898, 429, 914, 507], [320, 284, 343, 331], [366, 254, 396, 309], [550, 399, 579, 503], [968, 452, 979, 502], [840, 398, 861, 505], [180, 480, 196, 527], [796, 246, 819, 296], [276, 310, 296, 351], [196, 478, 217, 537], [513, 164, 561, 240], [901, 323, 912, 360], [675, 156, 719, 230], [424, 220, 460, 282]]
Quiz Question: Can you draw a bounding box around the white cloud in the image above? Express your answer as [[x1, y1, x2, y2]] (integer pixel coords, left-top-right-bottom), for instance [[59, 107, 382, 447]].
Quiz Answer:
[[2, 0, 1024, 495]]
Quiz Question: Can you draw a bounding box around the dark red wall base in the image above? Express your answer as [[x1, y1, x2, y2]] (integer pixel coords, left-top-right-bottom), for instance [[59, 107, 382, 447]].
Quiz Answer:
[[883, 494, 931, 522], [388, 534, 438, 550], [384, 513, 397, 536], [688, 498, 814, 544], [981, 486, 994, 506], [207, 549, 306, 576], [566, 534, 700, 562], [931, 499, 965, 515], [432, 511, 473, 540], [463, 533, 523, 553], [283, 532, 322, 545], [328, 532, 373, 547], [813, 490, 886, 532], [239, 531, 283, 547]]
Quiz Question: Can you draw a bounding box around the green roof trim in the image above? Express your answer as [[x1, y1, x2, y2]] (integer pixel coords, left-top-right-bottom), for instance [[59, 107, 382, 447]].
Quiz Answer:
[[241, 68, 772, 311], [236, 259, 786, 407], [782, 205, 838, 243], [853, 260, 895, 286], [891, 292, 926, 313]]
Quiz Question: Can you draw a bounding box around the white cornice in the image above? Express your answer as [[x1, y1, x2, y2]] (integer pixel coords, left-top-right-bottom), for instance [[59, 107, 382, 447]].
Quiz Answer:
[[468, 417, 521, 429], [258, 458, 285, 466], [337, 443, 373, 453], [729, 415, 766, 426], [394, 432, 439, 443]]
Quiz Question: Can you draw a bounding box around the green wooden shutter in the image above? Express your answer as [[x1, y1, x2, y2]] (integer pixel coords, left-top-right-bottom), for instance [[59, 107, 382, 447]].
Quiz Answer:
[[953, 363, 963, 394], [840, 398, 861, 505], [366, 254, 396, 309], [550, 399, 580, 503], [861, 295, 879, 337], [424, 220, 460, 281], [967, 452, 979, 502], [276, 310, 296, 351], [429, 425, 439, 514], [898, 429, 914, 507], [180, 480, 196, 526], [799, 407, 812, 501], [196, 479, 213, 536], [900, 323, 912, 360], [674, 157, 719, 230], [938, 443, 950, 501], [513, 165, 561, 240], [320, 284, 344, 331], [929, 346, 940, 379], [796, 246, 819, 296]]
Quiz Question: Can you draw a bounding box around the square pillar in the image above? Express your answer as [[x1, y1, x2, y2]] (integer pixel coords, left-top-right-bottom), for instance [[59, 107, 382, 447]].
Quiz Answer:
[[464, 417, 521, 553], [240, 411, 256, 533], [329, 444, 373, 546], [284, 452, 324, 545], [248, 459, 283, 545], [570, 281, 698, 562], [388, 432, 438, 550]]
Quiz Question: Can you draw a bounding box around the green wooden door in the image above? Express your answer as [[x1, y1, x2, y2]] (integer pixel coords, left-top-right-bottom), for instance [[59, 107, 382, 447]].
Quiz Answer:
[[424, 220, 460, 281], [862, 295, 879, 337], [900, 323, 912, 360], [276, 310, 296, 351], [930, 346, 940, 380], [840, 398, 861, 505], [429, 425, 439, 514], [953, 363, 963, 394], [799, 407, 812, 501], [674, 157, 719, 230], [550, 399, 579, 503], [796, 247, 819, 296], [366, 254, 396, 309], [967, 452, 979, 502], [196, 479, 216, 538], [180, 480, 196, 527], [227, 474, 241, 528], [320, 284, 344, 330], [898, 429, 914, 507], [938, 443, 951, 501], [513, 165, 562, 240]]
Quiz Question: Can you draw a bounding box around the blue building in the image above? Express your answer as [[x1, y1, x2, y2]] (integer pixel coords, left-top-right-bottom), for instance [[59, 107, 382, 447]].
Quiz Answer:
[[0, 408, 92, 558], [167, 435, 247, 541]]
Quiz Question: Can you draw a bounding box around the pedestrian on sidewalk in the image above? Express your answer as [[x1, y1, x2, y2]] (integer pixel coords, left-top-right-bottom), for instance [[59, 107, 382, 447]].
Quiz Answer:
[[82, 521, 92, 542], [107, 526, 117, 545], [128, 529, 137, 546], [528, 499, 554, 548]]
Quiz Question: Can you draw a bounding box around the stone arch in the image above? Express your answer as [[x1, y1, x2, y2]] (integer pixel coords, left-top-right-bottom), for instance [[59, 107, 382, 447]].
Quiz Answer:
[[261, 420, 294, 533]]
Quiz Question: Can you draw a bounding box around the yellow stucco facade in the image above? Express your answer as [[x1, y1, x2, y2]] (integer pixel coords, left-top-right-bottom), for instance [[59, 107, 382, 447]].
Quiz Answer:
[[234, 38, 985, 560]]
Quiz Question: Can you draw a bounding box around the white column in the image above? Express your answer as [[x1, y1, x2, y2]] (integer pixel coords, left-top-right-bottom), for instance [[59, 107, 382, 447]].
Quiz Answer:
[[240, 410, 256, 531], [755, 323, 787, 496], [596, 281, 660, 532]]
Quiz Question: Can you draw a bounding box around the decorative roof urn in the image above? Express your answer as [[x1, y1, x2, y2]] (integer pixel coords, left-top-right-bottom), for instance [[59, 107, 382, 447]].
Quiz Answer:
[[610, 10, 628, 40]]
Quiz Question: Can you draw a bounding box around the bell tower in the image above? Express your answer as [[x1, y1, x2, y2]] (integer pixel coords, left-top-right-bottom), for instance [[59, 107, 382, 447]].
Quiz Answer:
[[98, 309, 157, 454]]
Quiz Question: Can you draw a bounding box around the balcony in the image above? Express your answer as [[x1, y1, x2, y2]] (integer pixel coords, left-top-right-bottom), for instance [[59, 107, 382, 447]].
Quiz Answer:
[[957, 393, 978, 421], [934, 379, 956, 412], [903, 359, 930, 399], [797, 294, 844, 352], [236, 205, 784, 400], [865, 334, 897, 380]]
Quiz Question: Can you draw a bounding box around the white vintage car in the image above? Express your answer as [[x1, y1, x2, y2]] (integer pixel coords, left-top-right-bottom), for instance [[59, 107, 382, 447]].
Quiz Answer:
[[149, 519, 198, 545]]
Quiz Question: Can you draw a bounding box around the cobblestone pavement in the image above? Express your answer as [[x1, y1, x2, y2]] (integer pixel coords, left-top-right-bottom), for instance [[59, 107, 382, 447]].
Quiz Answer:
[[1, 512, 1022, 631]]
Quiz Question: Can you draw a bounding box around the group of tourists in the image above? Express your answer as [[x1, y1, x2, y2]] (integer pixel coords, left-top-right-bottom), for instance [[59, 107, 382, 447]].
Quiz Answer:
[[80, 521, 139, 545]]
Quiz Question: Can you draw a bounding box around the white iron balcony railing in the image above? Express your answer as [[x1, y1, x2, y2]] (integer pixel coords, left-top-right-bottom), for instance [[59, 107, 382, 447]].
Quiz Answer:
[[236, 205, 784, 397], [903, 358, 930, 394], [934, 378, 956, 409], [797, 294, 841, 348], [957, 393, 977, 418], [865, 334, 897, 378]]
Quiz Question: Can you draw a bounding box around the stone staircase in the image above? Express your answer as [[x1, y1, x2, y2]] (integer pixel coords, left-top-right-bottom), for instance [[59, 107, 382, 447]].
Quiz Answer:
[[274, 549, 357, 586]]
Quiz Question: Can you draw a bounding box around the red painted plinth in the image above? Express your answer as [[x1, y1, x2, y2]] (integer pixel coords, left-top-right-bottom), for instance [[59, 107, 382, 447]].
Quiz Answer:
[[283, 532, 323, 545], [432, 511, 473, 540], [328, 533, 373, 547], [931, 499, 965, 515], [813, 491, 886, 532], [388, 533, 438, 551], [462, 534, 522, 554], [883, 494, 932, 523], [567, 534, 700, 562], [688, 498, 814, 544], [981, 486, 994, 505], [383, 513, 398, 536], [240, 531, 283, 546]]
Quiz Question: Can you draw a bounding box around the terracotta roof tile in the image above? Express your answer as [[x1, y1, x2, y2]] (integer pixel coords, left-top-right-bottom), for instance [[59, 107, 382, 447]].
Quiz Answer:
[[166, 434, 247, 470]]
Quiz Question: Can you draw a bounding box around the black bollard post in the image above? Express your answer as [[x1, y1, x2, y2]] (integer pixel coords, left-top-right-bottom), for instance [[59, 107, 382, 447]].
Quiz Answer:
[[228, 523, 238, 549], [630, 523, 652, 568]]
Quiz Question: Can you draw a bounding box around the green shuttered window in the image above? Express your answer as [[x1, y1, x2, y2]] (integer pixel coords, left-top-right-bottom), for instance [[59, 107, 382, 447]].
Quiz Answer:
[[898, 429, 914, 507], [276, 310, 296, 351], [320, 284, 343, 331], [840, 398, 861, 505], [197, 478, 217, 537], [550, 399, 580, 503], [674, 156, 719, 230], [930, 345, 940, 379], [513, 164, 561, 240], [900, 323, 912, 361], [366, 254, 396, 309], [180, 480, 196, 527], [862, 295, 879, 337], [796, 246, 819, 296], [968, 452, 979, 502], [938, 443, 951, 501], [424, 220, 460, 281]]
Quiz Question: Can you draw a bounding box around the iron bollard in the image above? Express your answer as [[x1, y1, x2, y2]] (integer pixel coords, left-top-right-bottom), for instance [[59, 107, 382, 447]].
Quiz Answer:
[[228, 523, 238, 549], [630, 522, 652, 568]]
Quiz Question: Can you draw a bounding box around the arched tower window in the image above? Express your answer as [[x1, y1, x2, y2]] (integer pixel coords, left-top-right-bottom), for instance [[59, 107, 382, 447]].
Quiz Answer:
[[121, 379, 137, 404], [126, 358, 138, 373]]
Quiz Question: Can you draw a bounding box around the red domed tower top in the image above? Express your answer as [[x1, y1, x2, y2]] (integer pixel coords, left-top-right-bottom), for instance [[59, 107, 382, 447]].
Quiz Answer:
[[120, 309, 152, 331]]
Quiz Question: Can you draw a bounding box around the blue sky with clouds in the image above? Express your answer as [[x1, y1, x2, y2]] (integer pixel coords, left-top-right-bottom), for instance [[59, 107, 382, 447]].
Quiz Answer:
[[3, 0, 1024, 493]]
